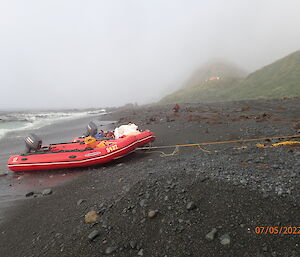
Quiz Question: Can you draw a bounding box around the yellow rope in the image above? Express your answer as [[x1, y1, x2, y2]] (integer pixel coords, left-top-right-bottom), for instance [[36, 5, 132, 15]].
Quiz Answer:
[[272, 141, 300, 147], [137, 134, 300, 154]]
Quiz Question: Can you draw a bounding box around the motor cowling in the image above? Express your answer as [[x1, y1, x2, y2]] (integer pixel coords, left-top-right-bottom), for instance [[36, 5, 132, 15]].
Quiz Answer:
[[85, 121, 98, 137], [25, 133, 42, 153]]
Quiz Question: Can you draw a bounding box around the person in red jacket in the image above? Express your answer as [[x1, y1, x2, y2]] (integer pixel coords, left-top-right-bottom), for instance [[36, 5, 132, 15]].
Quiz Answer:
[[173, 103, 180, 113]]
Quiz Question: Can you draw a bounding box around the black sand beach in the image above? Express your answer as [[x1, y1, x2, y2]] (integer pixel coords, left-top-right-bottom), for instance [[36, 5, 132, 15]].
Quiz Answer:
[[0, 98, 299, 257]]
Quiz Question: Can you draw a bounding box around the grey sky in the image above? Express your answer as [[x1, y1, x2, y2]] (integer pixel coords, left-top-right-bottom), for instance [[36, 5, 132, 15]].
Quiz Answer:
[[1, 0, 299, 109]]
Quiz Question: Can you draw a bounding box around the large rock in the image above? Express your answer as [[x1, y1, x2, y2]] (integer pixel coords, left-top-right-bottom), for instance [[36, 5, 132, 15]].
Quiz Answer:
[[84, 210, 100, 223]]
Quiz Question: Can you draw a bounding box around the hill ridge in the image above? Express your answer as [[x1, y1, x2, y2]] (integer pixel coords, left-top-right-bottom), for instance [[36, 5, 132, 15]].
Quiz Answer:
[[160, 50, 300, 103]]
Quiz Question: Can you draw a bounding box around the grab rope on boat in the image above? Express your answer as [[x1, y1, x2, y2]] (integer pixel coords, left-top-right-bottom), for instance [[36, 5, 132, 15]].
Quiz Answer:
[[137, 134, 300, 157]]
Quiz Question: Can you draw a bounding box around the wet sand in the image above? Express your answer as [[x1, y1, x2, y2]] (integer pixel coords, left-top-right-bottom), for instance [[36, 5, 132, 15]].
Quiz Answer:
[[0, 98, 299, 257]]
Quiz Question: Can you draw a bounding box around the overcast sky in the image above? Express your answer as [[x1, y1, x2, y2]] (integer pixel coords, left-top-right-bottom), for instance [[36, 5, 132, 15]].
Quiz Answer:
[[1, 0, 299, 109]]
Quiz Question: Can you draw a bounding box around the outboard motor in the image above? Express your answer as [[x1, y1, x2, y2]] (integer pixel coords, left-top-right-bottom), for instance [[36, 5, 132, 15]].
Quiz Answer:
[[24, 133, 42, 153], [85, 121, 98, 137]]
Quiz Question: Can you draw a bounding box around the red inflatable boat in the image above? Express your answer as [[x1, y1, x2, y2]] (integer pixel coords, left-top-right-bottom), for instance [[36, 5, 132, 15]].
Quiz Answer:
[[8, 131, 155, 172]]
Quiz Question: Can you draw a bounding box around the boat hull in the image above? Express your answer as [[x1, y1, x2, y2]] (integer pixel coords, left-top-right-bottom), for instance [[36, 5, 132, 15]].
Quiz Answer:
[[8, 131, 155, 172]]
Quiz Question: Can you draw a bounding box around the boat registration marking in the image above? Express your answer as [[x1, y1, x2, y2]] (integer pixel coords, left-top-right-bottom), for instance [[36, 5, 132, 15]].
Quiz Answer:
[[85, 152, 101, 157], [106, 145, 118, 153]]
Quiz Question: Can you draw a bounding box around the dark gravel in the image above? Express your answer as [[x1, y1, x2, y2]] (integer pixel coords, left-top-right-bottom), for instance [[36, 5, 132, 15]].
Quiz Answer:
[[0, 97, 299, 257]]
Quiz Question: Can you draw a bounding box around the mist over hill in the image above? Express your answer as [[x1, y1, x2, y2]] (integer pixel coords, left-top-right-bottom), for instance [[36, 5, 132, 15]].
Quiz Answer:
[[184, 61, 248, 88], [160, 51, 300, 104]]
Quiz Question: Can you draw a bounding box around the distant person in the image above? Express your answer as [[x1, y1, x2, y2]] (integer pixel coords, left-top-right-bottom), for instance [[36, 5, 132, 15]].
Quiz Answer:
[[173, 104, 180, 113]]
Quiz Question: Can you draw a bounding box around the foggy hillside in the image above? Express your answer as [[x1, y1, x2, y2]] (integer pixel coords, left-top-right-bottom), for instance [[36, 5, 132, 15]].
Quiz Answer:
[[184, 61, 247, 88], [160, 50, 300, 104]]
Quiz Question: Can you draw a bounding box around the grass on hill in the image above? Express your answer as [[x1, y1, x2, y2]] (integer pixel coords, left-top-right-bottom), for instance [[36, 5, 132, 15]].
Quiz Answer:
[[160, 51, 300, 104]]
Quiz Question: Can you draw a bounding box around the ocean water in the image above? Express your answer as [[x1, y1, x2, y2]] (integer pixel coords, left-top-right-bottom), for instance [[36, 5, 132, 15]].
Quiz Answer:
[[0, 109, 107, 176], [0, 109, 105, 140], [0, 108, 111, 219]]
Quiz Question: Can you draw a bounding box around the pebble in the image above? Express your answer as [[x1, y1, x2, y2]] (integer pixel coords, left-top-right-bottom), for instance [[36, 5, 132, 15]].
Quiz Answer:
[[148, 210, 158, 218], [77, 199, 86, 206], [138, 249, 144, 256], [186, 201, 196, 210], [88, 230, 99, 241], [176, 226, 185, 233], [145, 191, 150, 199], [262, 192, 269, 199], [55, 233, 62, 238], [201, 177, 209, 182], [129, 240, 137, 249], [205, 228, 217, 241], [220, 233, 231, 245], [26, 192, 34, 197], [85, 210, 100, 223], [105, 246, 118, 255], [136, 242, 142, 250], [275, 186, 283, 196], [139, 199, 147, 207], [240, 178, 247, 185], [42, 188, 52, 196]]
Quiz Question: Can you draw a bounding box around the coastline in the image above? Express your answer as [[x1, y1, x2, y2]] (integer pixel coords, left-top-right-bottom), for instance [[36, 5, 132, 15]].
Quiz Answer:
[[0, 98, 299, 257], [0, 114, 115, 219]]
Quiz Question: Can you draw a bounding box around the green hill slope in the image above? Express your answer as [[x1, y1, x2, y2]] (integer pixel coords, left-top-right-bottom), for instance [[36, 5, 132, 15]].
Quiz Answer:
[[229, 50, 300, 99], [161, 77, 242, 103], [160, 51, 300, 104]]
